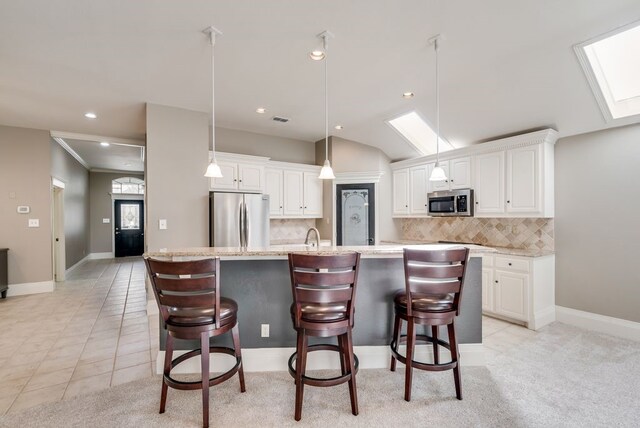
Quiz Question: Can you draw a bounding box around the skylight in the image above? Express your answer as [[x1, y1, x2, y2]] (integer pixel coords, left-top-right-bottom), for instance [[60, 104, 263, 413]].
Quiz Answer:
[[576, 21, 640, 121], [387, 111, 453, 156]]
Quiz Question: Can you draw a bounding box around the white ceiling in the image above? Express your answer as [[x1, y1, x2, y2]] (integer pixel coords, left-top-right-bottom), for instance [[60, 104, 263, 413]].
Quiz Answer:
[[61, 138, 144, 172], [2, 1, 640, 161]]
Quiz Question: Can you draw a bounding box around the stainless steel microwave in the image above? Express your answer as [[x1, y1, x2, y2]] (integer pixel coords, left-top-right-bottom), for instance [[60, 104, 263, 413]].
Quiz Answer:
[[427, 189, 474, 217]]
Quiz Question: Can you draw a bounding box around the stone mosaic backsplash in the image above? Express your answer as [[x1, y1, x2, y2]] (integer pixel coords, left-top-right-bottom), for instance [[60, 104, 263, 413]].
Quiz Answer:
[[400, 217, 554, 251], [270, 219, 317, 242]]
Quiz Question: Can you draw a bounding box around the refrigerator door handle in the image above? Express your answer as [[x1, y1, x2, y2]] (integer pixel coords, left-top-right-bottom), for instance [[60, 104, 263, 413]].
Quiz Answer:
[[244, 199, 250, 247], [239, 200, 245, 247]]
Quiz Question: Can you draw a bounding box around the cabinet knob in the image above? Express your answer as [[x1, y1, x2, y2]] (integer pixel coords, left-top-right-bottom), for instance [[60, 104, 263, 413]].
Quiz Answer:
[[475, 201, 479, 204], [507, 200, 511, 203], [508, 262, 512, 266], [233, 179, 237, 182], [299, 206, 302, 209], [450, 179, 454, 182], [280, 206, 283, 209], [239, 180, 242, 182], [405, 205, 408, 208], [304, 206, 307, 209], [495, 280, 498, 283]]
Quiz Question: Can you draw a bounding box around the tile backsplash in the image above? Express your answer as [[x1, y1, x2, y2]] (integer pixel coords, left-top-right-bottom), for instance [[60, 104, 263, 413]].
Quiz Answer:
[[400, 217, 554, 251], [270, 219, 316, 242]]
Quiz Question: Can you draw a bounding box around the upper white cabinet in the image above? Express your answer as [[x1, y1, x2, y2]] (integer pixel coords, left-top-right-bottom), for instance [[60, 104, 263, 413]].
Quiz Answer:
[[269, 162, 323, 219], [392, 169, 410, 216], [265, 168, 284, 217], [390, 129, 557, 218], [474, 151, 505, 215], [209, 152, 268, 192], [409, 165, 429, 214], [430, 157, 472, 192]]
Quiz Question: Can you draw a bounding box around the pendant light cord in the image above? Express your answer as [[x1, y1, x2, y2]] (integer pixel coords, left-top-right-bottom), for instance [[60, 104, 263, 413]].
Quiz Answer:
[[435, 38, 440, 166], [210, 31, 217, 161], [324, 36, 329, 161]]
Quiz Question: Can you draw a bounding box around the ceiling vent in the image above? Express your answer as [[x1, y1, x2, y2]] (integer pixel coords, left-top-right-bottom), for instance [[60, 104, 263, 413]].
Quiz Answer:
[[272, 116, 290, 123]]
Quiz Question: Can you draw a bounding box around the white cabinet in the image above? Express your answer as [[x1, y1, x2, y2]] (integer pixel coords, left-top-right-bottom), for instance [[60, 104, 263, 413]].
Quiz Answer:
[[209, 152, 268, 192], [481, 253, 555, 330], [393, 169, 410, 216], [506, 145, 540, 214], [265, 169, 284, 217], [474, 151, 505, 216], [409, 165, 429, 214], [269, 163, 323, 218], [425, 157, 471, 192]]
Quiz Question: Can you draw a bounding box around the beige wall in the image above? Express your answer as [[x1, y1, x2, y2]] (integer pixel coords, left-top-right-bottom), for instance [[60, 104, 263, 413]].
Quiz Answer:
[[555, 124, 640, 323], [0, 125, 52, 285], [316, 136, 401, 243], [146, 104, 210, 251], [215, 127, 316, 164], [51, 140, 90, 268], [89, 171, 144, 254]]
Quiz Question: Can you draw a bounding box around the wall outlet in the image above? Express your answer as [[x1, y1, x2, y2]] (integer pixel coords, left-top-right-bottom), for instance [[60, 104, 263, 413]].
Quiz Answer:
[[28, 218, 39, 228], [261, 324, 270, 338], [159, 219, 167, 230], [102, 218, 110, 224]]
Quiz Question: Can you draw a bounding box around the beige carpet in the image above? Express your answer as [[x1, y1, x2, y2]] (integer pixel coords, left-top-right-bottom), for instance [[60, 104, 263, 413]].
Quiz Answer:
[[1, 323, 639, 427]]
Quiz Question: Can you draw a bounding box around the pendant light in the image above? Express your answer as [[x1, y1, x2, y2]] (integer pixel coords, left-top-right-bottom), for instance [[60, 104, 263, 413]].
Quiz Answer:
[[204, 26, 224, 178], [313, 31, 336, 180], [429, 35, 448, 182]]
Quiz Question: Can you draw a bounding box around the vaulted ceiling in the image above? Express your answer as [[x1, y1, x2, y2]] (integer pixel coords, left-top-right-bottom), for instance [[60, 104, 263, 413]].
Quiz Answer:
[[1, 0, 639, 160]]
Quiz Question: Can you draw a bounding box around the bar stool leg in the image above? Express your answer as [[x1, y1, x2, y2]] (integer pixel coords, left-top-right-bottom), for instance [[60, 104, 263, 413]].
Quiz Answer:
[[447, 321, 462, 400], [404, 318, 416, 402], [346, 328, 358, 416], [432, 325, 439, 364], [338, 334, 347, 375], [231, 323, 246, 392], [390, 315, 401, 372], [294, 330, 307, 421], [200, 332, 210, 428], [160, 333, 173, 414]]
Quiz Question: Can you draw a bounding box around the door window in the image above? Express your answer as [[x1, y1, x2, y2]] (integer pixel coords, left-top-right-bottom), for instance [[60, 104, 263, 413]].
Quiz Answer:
[[121, 204, 140, 230], [341, 189, 370, 245]]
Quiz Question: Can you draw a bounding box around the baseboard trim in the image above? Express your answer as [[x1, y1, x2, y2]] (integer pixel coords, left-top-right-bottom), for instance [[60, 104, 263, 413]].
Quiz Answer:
[[7, 280, 55, 297], [530, 306, 556, 330], [556, 306, 640, 342], [155, 343, 484, 375], [88, 252, 114, 260], [65, 255, 90, 275]]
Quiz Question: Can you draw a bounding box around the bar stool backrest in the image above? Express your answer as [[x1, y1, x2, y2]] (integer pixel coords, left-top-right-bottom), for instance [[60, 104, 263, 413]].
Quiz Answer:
[[403, 247, 470, 316], [145, 257, 221, 328], [288, 252, 361, 329]]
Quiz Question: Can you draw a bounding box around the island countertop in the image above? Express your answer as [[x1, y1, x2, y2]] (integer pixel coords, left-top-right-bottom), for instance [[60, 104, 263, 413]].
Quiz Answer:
[[144, 243, 496, 260]]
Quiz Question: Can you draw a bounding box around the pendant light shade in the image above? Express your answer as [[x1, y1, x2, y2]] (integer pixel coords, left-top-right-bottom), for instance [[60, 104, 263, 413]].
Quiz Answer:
[[204, 26, 223, 178], [428, 35, 448, 182], [314, 31, 335, 180]]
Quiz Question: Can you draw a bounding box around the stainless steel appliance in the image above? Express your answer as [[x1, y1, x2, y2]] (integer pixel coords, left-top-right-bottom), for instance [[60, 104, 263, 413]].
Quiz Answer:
[[427, 189, 474, 217], [210, 192, 270, 247]]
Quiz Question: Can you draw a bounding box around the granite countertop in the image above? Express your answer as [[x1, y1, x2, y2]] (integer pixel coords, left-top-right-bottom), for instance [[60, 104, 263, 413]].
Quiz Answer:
[[144, 243, 496, 259], [380, 240, 554, 258]]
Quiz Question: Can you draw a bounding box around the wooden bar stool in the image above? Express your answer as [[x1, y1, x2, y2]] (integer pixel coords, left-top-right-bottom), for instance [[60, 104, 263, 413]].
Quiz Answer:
[[288, 252, 361, 421], [389, 247, 470, 401], [144, 257, 245, 428]]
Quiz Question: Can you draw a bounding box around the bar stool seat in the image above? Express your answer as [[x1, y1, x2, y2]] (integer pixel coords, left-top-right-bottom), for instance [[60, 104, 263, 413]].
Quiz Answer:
[[288, 252, 361, 421], [145, 257, 245, 428], [390, 247, 470, 402]]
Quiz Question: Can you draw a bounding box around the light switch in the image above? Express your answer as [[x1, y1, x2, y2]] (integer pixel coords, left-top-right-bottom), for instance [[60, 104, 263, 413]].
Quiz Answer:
[[159, 219, 167, 230], [28, 219, 39, 228], [102, 218, 110, 224]]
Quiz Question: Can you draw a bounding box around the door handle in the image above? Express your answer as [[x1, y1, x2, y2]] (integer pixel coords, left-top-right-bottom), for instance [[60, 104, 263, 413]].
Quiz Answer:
[[115, 232, 120, 235]]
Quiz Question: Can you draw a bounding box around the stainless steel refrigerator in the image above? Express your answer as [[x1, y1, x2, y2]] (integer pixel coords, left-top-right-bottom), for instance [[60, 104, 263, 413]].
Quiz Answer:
[[210, 192, 270, 248]]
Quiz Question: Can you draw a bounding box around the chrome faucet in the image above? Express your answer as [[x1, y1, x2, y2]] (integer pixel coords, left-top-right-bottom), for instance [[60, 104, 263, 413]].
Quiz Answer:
[[304, 227, 320, 247]]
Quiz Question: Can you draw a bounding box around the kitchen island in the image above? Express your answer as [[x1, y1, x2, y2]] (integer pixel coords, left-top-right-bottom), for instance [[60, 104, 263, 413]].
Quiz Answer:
[[145, 244, 493, 372]]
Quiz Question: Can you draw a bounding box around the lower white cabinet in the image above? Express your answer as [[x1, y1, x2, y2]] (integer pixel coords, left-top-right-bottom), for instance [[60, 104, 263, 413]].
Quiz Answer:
[[481, 253, 555, 330]]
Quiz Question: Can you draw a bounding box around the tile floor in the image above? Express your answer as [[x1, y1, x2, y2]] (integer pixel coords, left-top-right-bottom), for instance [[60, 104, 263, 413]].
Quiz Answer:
[[0, 257, 160, 415], [0, 257, 532, 416]]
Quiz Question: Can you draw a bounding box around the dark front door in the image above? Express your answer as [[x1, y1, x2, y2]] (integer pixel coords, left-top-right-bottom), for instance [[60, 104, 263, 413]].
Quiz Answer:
[[336, 183, 375, 246], [114, 200, 144, 257]]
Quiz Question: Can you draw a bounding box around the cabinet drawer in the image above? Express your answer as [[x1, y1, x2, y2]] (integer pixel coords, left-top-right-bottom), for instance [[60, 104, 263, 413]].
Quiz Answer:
[[495, 256, 530, 272]]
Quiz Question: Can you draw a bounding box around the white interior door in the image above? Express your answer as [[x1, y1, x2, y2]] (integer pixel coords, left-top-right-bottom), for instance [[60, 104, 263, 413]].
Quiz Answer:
[[52, 183, 66, 282]]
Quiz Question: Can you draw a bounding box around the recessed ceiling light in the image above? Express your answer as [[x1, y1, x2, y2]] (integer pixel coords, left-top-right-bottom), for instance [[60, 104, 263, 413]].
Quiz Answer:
[[256, 107, 266, 114], [402, 92, 415, 99], [334, 125, 343, 130], [309, 50, 326, 61], [84, 112, 97, 119], [100, 141, 110, 147]]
